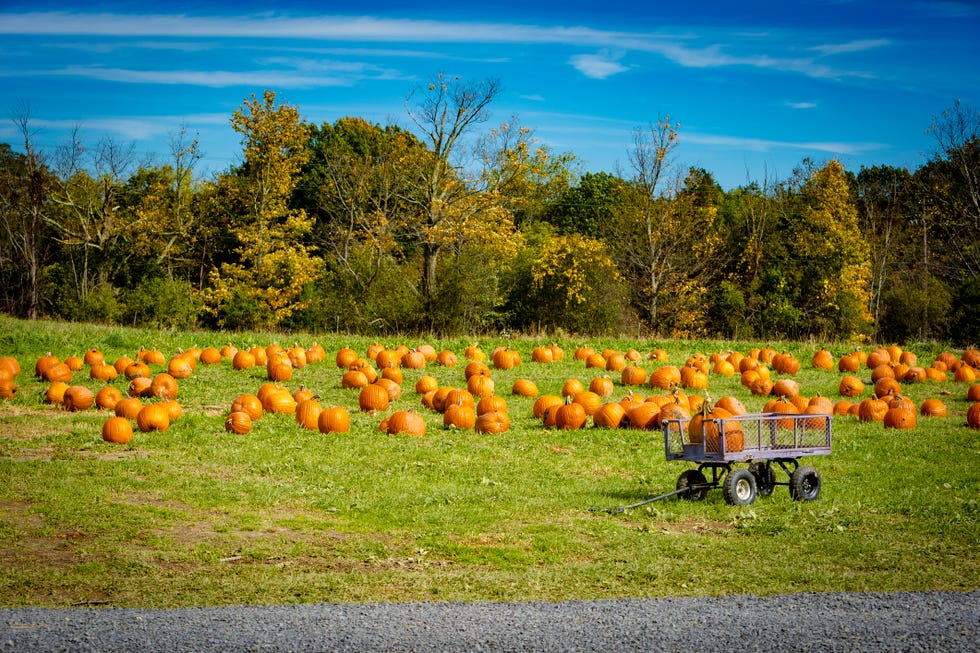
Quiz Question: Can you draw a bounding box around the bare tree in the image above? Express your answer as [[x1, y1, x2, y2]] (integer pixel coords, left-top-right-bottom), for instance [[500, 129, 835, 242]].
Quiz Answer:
[[0, 105, 54, 318], [924, 99, 980, 277], [404, 73, 501, 311], [48, 128, 138, 300], [615, 117, 680, 326]]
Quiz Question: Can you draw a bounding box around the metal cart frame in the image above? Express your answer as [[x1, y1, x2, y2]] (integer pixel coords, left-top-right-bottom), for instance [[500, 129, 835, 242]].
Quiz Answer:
[[596, 412, 832, 513]]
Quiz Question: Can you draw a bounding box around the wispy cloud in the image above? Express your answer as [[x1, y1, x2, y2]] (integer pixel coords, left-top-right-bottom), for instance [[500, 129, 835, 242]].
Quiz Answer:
[[569, 51, 628, 79], [811, 39, 891, 57], [686, 132, 885, 155], [786, 101, 817, 109], [0, 61, 407, 89], [0, 10, 878, 82], [0, 113, 229, 142]]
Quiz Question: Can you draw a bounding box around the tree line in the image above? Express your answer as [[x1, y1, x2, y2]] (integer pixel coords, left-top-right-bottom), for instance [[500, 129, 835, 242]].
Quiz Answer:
[[1, 79, 977, 344]]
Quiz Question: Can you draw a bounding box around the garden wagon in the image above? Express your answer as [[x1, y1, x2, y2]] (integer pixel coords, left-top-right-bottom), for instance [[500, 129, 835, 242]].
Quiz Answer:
[[597, 411, 832, 513]]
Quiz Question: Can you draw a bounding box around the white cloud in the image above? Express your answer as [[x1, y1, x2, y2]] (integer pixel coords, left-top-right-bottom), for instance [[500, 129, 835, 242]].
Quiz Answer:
[[0, 113, 229, 142], [0, 10, 879, 82], [786, 101, 817, 109], [811, 39, 891, 57], [686, 132, 885, 155], [0, 62, 406, 89], [569, 51, 627, 79]]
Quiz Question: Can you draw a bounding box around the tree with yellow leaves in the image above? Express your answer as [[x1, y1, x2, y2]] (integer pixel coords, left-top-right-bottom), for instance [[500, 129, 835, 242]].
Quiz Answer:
[[795, 159, 873, 340], [204, 90, 321, 329]]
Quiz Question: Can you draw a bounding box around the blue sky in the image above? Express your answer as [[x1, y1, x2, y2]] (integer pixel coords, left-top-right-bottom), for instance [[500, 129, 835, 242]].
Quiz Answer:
[[1, 1, 977, 189]]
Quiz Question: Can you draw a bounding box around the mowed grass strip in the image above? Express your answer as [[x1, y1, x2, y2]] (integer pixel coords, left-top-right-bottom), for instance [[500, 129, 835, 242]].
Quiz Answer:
[[0, 316, 977, 607]]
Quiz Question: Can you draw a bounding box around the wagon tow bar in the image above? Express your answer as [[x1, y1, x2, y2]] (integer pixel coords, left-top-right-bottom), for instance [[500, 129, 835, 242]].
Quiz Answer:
[[589, 482, 713, 515]]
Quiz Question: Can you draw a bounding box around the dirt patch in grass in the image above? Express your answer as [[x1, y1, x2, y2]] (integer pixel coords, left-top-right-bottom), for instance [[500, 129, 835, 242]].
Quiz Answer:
[[644, 517, 736, 535], [0, 500, 104, 573]]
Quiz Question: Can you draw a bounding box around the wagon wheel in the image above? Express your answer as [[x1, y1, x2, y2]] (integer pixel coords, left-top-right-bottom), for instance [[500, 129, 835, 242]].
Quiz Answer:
[[676, 469, 708, 501], [723, 468, 757, 506], [748, 462, 776, 498], [789, 465, 822, 501]]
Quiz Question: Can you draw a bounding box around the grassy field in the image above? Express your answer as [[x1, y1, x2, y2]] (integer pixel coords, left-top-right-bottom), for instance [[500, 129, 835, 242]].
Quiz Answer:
[[0, 315, 977, 608]]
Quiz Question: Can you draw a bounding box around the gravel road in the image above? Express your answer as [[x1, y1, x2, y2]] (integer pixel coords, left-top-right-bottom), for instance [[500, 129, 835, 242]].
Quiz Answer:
[[2, 591, 977, 652]]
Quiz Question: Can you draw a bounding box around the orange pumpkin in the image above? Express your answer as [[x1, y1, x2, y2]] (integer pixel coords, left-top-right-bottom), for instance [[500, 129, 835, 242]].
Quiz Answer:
[[475, 410, 509, 434], [225, 411, 253, 435], [511, 379, 538, 398], [231, 394, 263, 420], [919, 398, 947, 418], [444, 402, 476, 430], [588, 376, 615, 398], [114, 397, 143, 420], [63, 385, 94, 412], [621, 364, 647, 386], [593, 402, 626, 429], [232, 350, 256, 370], [136, 403, 170, 432], [491, 347, 520, 370], [95, 385, 123, 411], [125, 361, 150, 380], [149, 373, 179, 400], [90, 363, 118, 382], [318, 406, 350, 434], [43, 362, 72, 383], [102, 416, 134, 444], [838, 376, 865, 398], [335, 347, 359, 368], [533, 395, 563, 419], [464, 344, 486, 361], [812, 349, 834, 370], [572, 391, 602, 417], [199, 347, 222, 365], [555, 398, 587, 430], [359, 384, 390, 413], [0, 378, 18, 399], [713, 396, 747, 416], [167, 357, 193, 379], [649, 366, 681, 390], [626, 402, 661, 430], [883, 407, 916, 430], [967, 402, 980, 429], [436, 349, 457, 367], [858, 397, 889, 422], [0, 356, 21, 378], [295, 398, 323, 430], [476, 395, 507, 416], [263, 389, 296, 415], [386, 410, 427, 437], [34, 353, 60, 379], [45, 381, 70, 405], [531, 346, 554, 363], [561, 378, 585, 398]]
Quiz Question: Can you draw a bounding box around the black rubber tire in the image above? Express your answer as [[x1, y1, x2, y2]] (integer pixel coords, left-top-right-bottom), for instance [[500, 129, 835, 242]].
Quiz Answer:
[[749, 462, 776, 498], [723, 468, 757, 506], [789, 465, 822, 501], [676, 469, 708, 501]]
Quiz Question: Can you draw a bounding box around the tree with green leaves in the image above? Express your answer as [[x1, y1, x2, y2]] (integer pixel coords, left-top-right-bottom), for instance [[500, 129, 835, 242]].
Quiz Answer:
[[543, 171, 631, 238]]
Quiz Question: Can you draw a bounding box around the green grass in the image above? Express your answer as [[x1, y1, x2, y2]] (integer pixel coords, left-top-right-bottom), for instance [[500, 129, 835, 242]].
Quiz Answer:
[[0, 315, 977, 608]]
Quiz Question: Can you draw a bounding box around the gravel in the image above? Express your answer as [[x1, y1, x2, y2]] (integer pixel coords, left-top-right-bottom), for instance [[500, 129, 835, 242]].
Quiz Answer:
[[2, 591, 977, 652]]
